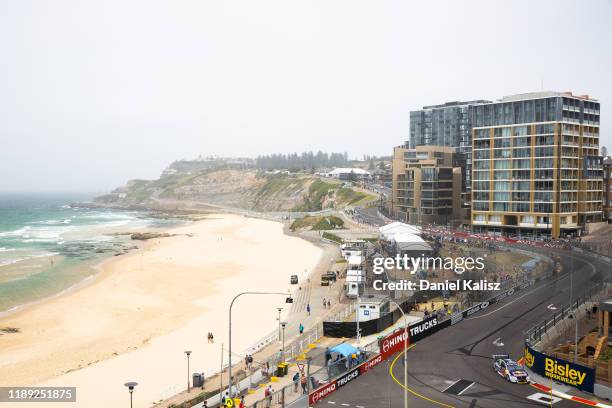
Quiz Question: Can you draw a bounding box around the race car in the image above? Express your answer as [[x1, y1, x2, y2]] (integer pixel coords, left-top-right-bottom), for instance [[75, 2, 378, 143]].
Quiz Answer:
[[492, 354, 530, 384]]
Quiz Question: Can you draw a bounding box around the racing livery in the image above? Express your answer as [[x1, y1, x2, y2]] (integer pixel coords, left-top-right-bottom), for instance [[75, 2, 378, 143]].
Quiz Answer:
[[492, 354, 530, 384]]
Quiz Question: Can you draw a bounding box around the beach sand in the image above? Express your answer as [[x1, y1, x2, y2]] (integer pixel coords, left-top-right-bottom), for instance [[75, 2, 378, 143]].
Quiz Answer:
[[0, 214, 322, 408]]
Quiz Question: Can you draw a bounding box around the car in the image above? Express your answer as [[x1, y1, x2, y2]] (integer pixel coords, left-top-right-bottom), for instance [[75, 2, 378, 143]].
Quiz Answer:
[[492, 354, 530, 384], [290, 275, 298, 284]]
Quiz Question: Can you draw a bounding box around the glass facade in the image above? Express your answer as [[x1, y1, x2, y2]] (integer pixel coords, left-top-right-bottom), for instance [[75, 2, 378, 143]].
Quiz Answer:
[[470, 92, 602, 238], [409, 100, 490, 191]]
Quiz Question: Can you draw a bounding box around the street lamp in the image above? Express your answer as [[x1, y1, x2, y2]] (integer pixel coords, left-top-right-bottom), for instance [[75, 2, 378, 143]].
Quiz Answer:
[[281, 322, 287, 363], [124, 382, 138, 408], [277, 308, 283, 341], [185, 351, 192, 393], [229, 292, 293, 397], [388, 299, 409, 408]]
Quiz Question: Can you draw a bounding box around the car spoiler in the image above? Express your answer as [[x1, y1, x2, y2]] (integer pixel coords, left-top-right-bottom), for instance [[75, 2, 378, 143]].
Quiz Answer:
[[491, 354, 510, 360]]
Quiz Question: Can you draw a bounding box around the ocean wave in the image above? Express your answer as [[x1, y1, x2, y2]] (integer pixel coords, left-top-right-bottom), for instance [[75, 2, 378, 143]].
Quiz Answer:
[[32, 219, 72, 225], [0, 226, 31, 237], [0, 247, 16, 252], [0, 251, 59, 267]]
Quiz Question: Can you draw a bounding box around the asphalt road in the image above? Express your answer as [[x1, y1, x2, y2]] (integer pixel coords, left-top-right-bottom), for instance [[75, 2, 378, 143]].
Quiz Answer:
[[324, 247, 610, 408]]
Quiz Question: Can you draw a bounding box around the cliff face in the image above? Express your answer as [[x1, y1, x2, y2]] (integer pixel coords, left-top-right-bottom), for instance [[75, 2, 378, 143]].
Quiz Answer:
[[93, 161, 376, 212]]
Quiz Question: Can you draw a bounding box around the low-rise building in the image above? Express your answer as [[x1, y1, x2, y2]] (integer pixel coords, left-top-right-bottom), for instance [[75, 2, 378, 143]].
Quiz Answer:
[[391, 145, 464, 226]]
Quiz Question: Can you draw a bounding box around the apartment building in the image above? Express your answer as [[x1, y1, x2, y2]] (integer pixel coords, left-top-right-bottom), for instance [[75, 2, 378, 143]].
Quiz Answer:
[[391, 145, 463, 226], [470, 91, 603, 238], [409, 100, 490, 199], [604, 156, 612, 223]]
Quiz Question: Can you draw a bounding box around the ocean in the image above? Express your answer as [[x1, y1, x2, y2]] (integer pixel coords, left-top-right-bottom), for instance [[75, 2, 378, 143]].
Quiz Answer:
[[0, 193, 183, 313]]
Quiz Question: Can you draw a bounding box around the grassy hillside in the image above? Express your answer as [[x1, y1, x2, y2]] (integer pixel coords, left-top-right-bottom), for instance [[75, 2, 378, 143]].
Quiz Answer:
[[93, 162, 378, 213], [290, 215, 344, 231]]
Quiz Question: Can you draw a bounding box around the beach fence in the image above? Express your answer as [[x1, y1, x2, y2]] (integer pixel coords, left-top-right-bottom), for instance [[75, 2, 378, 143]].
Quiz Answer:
[[246, 333, 380, 408]]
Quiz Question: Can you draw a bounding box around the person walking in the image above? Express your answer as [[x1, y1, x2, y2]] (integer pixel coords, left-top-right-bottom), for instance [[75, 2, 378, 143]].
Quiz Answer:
[[299, 323, 304, 334], [306, 304, 311, 316], [265, 385, 273, 408], [292, 372, 300, 393], [300, 374, 307, 394]]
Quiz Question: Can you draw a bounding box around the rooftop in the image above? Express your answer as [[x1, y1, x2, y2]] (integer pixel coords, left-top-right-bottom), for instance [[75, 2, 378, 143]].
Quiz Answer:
[[500, 91, 597, 102]]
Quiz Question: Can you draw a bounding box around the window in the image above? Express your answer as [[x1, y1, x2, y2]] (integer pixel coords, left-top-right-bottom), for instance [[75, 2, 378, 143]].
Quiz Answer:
[[513, 126, 528, 136], [494, 160, 510, 169], [521, 216, 534, 224], [473, 202, 489, 211]]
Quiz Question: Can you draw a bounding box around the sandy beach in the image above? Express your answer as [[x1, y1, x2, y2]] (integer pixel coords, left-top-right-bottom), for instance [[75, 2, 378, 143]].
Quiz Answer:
[[0, 214, 323, 408]]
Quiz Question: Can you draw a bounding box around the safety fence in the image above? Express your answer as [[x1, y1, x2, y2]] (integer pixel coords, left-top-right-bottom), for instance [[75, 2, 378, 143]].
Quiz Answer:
[[525, 282, 605, 344], [247, 347, 375, 408], [309, 259, 587, 405]]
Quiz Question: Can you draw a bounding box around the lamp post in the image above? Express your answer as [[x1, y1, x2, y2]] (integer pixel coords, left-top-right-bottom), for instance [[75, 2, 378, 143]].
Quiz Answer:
[[124, 382, 138, 408], [277, 307, 283, 341], [281, 322, 287, 363], [388, 299, 409, 408], [229, 292, 293, 397], [185, 351, 192, 393]]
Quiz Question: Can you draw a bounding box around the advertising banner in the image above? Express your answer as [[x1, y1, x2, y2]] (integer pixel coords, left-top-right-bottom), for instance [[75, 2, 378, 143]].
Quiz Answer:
[[462, 301, 489, 317], [380, 327, 409, 359], [408, 315, 448, 342], [359, 353, 383, 374], [524, 343, 595, 393], [308, 367, 361, 405]]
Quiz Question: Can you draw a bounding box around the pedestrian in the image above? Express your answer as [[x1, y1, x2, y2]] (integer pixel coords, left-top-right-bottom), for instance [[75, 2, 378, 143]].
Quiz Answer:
[[327, 299, 331, 308], [323, 298, 326, 308], [299, 323, 304, 334], [265, 385, 273, 408], [300, 374, 307, 394], [210, 332, 214, 343], [306, 304, 311, 315], [222, 392, 228, 405], [203, 401, 208, 408], [292, 372, 300, 393], [239, 398, 245, 408]]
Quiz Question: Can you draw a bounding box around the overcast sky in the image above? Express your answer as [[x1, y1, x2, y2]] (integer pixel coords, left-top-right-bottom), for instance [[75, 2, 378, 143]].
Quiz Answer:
[[1, 0, 611, 192]]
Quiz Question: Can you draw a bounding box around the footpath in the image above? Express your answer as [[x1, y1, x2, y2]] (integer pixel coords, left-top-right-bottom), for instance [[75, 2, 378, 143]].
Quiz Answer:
[[157, 228, 348, 408]]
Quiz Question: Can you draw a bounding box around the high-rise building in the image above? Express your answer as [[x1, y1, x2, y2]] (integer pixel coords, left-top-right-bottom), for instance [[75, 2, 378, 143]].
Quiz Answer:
[[409, 100, 490, 198], [391, 145, 464, 226], [604, 156, 612, 223], [470, 91, 603, 238]]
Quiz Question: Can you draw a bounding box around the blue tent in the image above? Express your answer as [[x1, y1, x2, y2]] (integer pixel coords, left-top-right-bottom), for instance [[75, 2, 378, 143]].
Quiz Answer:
[[329, 343, 359, 358]]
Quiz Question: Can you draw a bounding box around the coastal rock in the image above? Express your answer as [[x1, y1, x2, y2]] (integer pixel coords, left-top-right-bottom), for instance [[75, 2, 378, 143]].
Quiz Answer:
[[130, 232, 173, 241]]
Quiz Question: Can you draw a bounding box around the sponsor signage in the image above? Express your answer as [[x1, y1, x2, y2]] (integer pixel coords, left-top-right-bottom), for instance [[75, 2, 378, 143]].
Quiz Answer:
[[359, 353, 383, 374], [408, 315, 450, 342], [380, 327, 409, 359], [492, 288, 514, 303], [524, 343, 595, 393], [408, 316, 438, 342], [309, 381, 336, 405], [308, 367, 361, 405], [451, 312, 463, 325], [463, 301, 489, 317]]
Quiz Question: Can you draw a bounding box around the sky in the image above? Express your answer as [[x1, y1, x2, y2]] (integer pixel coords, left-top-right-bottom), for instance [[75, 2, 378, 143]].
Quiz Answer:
[[0, 0, 611, 193]]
